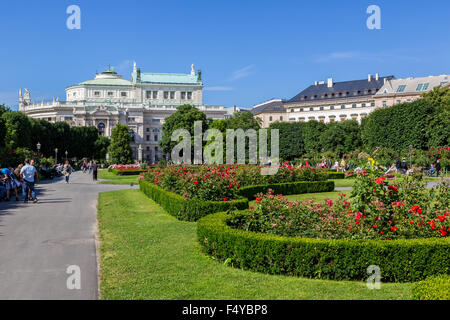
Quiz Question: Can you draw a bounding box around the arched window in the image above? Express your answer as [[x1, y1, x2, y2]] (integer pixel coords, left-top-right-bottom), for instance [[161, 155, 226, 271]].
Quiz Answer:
[[98, 123, 106, 136]]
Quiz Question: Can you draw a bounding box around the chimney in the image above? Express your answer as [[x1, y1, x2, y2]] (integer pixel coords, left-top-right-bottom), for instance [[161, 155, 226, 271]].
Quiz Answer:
[[368, 74, 373, 82], [375, 73, 379, 81], [327, 78, 333, 88]]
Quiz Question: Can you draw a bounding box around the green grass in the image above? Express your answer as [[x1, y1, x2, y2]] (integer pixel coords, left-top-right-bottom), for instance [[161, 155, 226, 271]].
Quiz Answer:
[[97, 169, 141, 185], [98, 189, 412, 300], [331, 179, 355, 188]]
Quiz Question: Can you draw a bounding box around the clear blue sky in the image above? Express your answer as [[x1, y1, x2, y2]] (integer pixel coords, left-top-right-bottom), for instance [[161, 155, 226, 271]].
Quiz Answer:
[[1, 0, 449, 109]]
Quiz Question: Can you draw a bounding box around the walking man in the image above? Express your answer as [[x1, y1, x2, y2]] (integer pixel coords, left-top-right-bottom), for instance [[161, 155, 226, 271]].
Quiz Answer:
[[0, 167, 19, 201], [20, 159, 39, 203], [62, 161, 74, 184]]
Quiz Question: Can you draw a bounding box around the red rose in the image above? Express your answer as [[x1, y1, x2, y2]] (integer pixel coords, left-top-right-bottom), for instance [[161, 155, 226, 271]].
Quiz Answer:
[[223, 198, 228, 202], [391, 226, 398, 232]]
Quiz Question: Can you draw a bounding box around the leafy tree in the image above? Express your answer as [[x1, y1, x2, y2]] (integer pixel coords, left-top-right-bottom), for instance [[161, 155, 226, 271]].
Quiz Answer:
[[319, 120, 362, 156], [93, 136, 111, 160], [108, 123, 133, 164], [1, 111, 32, 149], [269, 121, 304, 161], [302, 120, 326, 153], [159, 104, 209, 157], [0, 104, 10, 148], [70, 126, 99, 158]]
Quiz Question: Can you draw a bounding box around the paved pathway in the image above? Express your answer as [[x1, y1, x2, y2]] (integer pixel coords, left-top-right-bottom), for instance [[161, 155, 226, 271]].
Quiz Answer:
[[0, 171, 137, 300]]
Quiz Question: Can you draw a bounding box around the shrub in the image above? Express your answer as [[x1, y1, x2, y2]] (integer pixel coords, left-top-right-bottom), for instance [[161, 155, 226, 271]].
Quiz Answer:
[[197, 211, 450, 282], [238, 181, 334, 200], [139, 180, 248, 221], [326, 172, 345, 179], [412, 275, 450, 300]]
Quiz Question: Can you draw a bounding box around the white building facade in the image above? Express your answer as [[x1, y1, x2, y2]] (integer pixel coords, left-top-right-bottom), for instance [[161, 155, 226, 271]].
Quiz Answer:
[[19, 63, 227, 163]]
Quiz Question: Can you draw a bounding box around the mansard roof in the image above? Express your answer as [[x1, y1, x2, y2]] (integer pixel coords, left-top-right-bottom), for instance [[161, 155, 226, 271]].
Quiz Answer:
[[288, 75, 395, 103]]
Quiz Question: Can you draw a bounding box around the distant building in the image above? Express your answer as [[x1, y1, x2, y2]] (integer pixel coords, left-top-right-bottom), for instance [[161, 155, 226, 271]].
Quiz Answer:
[[19, 63, 227, 162], [373, 75, 450, 108], [284, 74, 394, 124], [251, 99, 287, 128]]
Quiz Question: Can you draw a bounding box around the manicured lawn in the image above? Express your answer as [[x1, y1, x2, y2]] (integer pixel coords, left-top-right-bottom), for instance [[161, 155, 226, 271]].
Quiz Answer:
[[331, 179, 355, 188], [97, 189, 412, 300], [97, 169, 141, 185]]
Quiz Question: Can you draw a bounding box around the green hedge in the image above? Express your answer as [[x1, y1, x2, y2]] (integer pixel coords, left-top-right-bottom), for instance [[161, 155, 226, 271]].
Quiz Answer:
[[412, 275, 450, 300], [139, 180, 249, 222], [111, 169, 148, 176], [326, 172, 346, 179], [197, 211, 450, 282], [238, 181, 335, 200]]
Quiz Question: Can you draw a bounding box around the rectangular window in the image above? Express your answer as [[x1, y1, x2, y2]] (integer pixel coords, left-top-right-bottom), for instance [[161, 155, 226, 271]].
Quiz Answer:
[[94, 91, 100, 97], [146, 91, 152, 99], [330, 106, 334, 110], [397, 85, 407, 93], [320, 107, 324, 111], [382, 101, 387, 107], [108, 92, 114, 97], [416, 83, 423, 91], [153, 91, 158, 99], [352, 104, 357, 108], [440, 81, 448, 86], [121, 92, 127, 97], [422, 83, 429, 91], [181, 92, 186, 100], [362, 103, 366, 107], [187, 92, 192, 100], [146, 135, 150, 141], [154, 135, 158, 142], [170, 91, 175, 99], [164, 91, 169, 99], [152, 119, 160, 123], [341, 105, 345, 109], [309, 107, 314, 111]]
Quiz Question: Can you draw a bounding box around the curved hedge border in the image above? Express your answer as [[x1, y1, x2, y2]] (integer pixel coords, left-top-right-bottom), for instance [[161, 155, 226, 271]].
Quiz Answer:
[[197, 211, 450, 282], [139, 180, 248, 222], [412, 275, 450, 300], [238, 181, 335, 200]]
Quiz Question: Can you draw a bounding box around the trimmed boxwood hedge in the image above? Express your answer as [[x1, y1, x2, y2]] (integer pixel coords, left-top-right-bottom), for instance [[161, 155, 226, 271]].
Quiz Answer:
[[238, 181, 334, 200], [139, 180, 249, 222], [197, 211, 450, 282], [326, 172, 346, 179], [412, 275, 450, 300], [111, 169, 148, 176]]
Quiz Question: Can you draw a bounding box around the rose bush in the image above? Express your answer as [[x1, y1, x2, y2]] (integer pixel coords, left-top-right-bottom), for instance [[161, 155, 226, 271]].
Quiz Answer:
[[231, 159, 449, 240], [145, 165, 327, 202]]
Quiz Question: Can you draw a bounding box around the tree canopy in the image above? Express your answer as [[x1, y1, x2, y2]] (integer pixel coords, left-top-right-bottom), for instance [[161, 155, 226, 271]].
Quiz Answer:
[[108, 123, 134, 164]]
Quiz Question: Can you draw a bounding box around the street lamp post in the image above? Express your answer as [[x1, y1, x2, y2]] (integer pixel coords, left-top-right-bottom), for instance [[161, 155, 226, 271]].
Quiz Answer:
[[55, 148, 58, 165], [36, 142, 41, 167]]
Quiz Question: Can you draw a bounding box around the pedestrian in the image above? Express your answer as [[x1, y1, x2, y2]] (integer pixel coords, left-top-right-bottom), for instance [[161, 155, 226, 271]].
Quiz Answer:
[[20, 159, 39, 203], [400, 158, 408, 175], [436, 159, 441, 177], [395, 158, 401, 172], [0, 167, 20, 201], [0, 179, 6, 201], [88, 161, 92, 175], [92, 161, 98, 181], [62, 160, 74, 184]]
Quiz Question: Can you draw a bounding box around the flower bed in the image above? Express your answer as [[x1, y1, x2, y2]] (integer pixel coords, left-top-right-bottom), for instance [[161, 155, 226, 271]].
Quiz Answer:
[[111, 169, 149, 176], [197, 158, 450, 281], [144, 165, 327, 202], [197, 211, 450, 282]]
